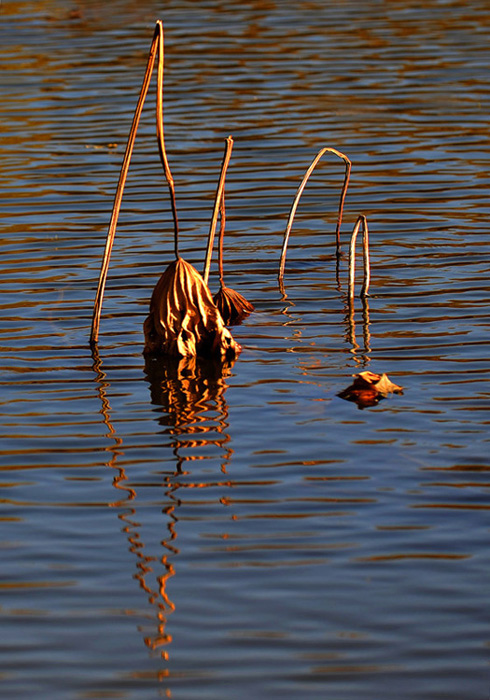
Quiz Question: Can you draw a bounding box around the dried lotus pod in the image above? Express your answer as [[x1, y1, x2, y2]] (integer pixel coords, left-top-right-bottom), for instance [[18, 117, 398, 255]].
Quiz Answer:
[[213, 284, 254, 325], [143, 257, 240, 360]]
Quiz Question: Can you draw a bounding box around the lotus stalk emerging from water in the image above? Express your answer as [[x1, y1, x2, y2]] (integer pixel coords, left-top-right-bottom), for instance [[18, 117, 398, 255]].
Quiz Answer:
[[348, 214, 370, 300], [204, 136, 254, 325], [90, 23, 161, 346], [278, 146, 352, 294], [143, 24, 239, 360], [90, 20, 239, 361]]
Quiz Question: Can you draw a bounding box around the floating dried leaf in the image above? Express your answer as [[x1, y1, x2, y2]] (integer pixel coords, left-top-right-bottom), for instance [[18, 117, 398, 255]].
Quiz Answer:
[[143, 257, 240, 360], [366, 372, 403, 396], [338, 371, 403, 409]]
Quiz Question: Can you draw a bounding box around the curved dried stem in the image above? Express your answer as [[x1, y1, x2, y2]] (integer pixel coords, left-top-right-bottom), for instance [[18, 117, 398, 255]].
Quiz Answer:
[[203, 135, 234, 285], [278, 146, 351, 293], [90, 23, 160, 345], [156, 20, 179, 258], [348, 214, 370, 301]]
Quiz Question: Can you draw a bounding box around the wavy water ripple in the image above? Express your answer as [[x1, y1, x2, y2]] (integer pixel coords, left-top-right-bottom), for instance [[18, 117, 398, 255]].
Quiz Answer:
[[1, 1, 489, 699]]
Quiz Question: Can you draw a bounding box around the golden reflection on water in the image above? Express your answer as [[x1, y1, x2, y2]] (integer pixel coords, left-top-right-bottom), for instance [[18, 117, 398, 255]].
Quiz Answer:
[[345, 295, 371, 367], [144, 355, 233, 466], [281, 293, 372, 373], [3, 1, 489, 695], [92, 347, 234, 670]]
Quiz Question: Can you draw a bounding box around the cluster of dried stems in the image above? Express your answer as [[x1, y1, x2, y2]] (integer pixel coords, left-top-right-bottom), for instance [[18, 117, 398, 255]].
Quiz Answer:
[[277, 146, 370, 303], [89, 21, 252, 361], [90, 20, 371, 363]]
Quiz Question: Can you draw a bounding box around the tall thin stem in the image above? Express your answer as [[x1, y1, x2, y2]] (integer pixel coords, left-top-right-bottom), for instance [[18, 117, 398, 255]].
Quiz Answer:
[[156, 20, 180, 258], [361, 218, 370, 298], [278, 146, 351, 292], [203, 135, 234, 285], [348, 214, 370, 301], [218, 192, 226, 288], [90, 24, 160, 346]]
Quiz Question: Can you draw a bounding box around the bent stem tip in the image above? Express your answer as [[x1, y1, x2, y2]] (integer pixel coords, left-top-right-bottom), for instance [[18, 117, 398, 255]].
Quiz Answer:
[[348, 214, 370, 301], [277, 146, 351, 290]]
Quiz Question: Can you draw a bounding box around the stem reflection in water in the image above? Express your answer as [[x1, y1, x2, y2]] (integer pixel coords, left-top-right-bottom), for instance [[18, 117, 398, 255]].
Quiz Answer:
[[279, 278, 372, 368], [345, 295, 371, 367], [92, 347, 234, 681]]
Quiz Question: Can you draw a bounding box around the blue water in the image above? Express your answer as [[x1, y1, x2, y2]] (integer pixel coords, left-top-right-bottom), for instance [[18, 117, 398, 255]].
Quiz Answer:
[[1, 1, 489, 698]]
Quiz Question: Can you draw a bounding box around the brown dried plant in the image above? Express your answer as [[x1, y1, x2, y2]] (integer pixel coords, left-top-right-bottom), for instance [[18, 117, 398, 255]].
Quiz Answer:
[[344, 214, 371, 363], [90, 21, 239, 361], [213, 198, 255, 324], [90, 23, 161, 345], [143, 257, 238, 359], [143, 24, 239, 359], [202, 135, 234, 287]]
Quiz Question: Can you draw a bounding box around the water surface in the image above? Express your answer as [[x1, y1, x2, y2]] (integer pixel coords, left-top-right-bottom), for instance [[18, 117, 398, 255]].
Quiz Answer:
[[1, 1, 489, 698]]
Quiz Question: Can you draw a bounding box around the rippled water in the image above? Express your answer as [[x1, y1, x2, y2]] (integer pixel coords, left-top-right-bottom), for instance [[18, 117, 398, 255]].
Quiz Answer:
[[1, 1, 489, 698]]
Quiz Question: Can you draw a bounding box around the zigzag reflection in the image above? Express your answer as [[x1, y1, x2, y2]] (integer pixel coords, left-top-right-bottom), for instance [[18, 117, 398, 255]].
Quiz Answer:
[[93, 348, 234, 674], [344, 295, 371, 367], [145, 354, 233, 475]]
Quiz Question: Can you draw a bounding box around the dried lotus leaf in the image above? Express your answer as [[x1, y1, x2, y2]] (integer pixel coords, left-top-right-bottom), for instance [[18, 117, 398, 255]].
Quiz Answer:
[[143, 257, 240, 360], [371, 373, 403, 396], [349, 371, 380, 387], [356, 371, 403, 396]]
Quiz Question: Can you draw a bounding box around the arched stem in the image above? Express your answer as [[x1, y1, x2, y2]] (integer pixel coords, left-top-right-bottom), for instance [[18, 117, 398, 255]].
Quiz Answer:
[[278, 147, 351, 291], [203, 135, 234, 285], [348, 214, 370, 301]]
